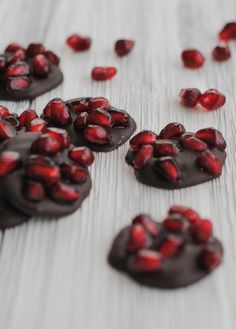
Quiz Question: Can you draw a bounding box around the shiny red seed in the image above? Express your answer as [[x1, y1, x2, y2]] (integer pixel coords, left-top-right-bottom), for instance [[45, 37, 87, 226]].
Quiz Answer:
[[160, 122, 185, 139], [115, 39, 135, 57], [179, 88, 201, 107], [6, 62, 30, 77], [45, 50, 60, 66], [69, 98, 90, 113], [126, 224, 147, 252], [5, 43, 24, 54], [219, 22, 236, 41], [89, 97, 110, 110], [6, 76, 31, 91], [87, 109, 113, 128], [50, 182, 79, 203], [181, 49, 205, 69], [8, 49, 26, 64], [45, 127, 71, 149], [32, 54, 49, 78], [26, 118, 47, 132], [26, 43, 46, 57], [212, 45, 231, 61], [154, 140, 179, 156], [84, 125, 110, 145], [154, 157, 181, 183], [69, 147, 94, 167], [74, 112, 89, 130], [5, 116, 20, 130], [130, 130, 158, 151], [0, 119, 17, 141], [0, 151, 21, 176], [31, 135, 62, 156], [198, 89, 226, 111], [66, 34, 91, 51], [168, 205, 202, 227], [42, 98, 71, 126], [163, 214, 190, 232], [132, 214, 158, 236], [0, 106, 10, 119], [91, 67, 117, 81], [128, 249, 162, 272], [18, 109, 38, 126], [180, 134, 207, 151], [195, 128, 226, 151], [23, 180, 45, 202], [199, 247, 222, 272], [61, 163, 88, 183], [133, 144, 154, 169], [159, 235, 182, 258], [192, 219, 212, 243], [197, 150, 222, 176], [110, 109, 130, 127]]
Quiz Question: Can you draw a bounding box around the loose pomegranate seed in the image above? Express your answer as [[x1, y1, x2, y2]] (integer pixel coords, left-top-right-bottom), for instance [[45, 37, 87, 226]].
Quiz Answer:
[[154, 140, 179, 156], [26, 118, 47, 132], [69, 98, 90, 113], [192, 219, 212, 243], [128, 249, 162, 272], [0, 106, 10, 119], [87, 109, 113, 129], [5, 116, 20, 130], [45, 50, 60, 66], [8, 49, 26, 64], [18, 109, 38, 126], [69, 146, 94, 167], [132, 214, 158, 236], [91, 67, 117, 81], [0, 151, 21, 176], [26, 43, 46, 57], [159, 122, 185, 139], [168, 205, 202, 227], [50, 182, 79, 203], [42, 98, 71, 126], [5, 62, 30, 77], [212, 45, 231, 61], [195, 128, 226, 151], [159, 235, 182, 258], [89, 97, 110, 110], [199, 247, 222, 271], [5, 43, 24, 54], [126, 224, 148, 252], [45, 127, 71, 149], [84, 125, 110, 145], [198, 89, 226, 111], [197, 150, 222, 176], [6, 76, 31, 92], [115, 39, 135, 57], [61, 163, 88, 183], [219, 22, 236, 41], [0, 119, 17, 141], [66, 34, 91, 51], [130, 131, 158, 151], [110, 109, 130, 127], [74, 112, 89, 130], [163, 214, 190, 232], [154, 157, 181, 183], [179, 88, 201, 107], [133, 144, 154, 169], [32, 54, 49, 78], [181, 49, 205, 69], [180, 134, 207, 151], [31, 135, 62, 156], [23, 180, 45, 202]]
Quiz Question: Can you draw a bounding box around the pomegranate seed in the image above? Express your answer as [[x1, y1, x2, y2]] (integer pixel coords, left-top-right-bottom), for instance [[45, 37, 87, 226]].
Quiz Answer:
[[87, 109, 113, 128], [23, 180, 45, 202], [219, 22, 236, 41], [32, 54, 49, 78], [133, 144, 154, 169], [61, 163, 88, 183], [50, 182, 79, 203], [0, 151, 21, 176], [26, 43, 46, 57], [6, 62, 30, 77], [66, 34, 91, 51], [69, 146, 94, 167], [5, 43, 24, 54], [192, 219, 212, 243], [160, 122, 185, 139], [197, 150, 222, 176], [195, 128, 226, 151], [42, 98, 71, 126], [69, 98, 90, 113], [163, 214, 190, 232], [128, 249, 162, 272], [115, 39, 135, 57], [26, 118, 47, 132], [0, 119, 17, 141], [84, 125, 110, 145], [8, 49, 26, 64], [31, 135, 62, 156], [159, 235, 182, 258], [179, 88, 201, 107], [5, 116, 20, 130], [212, 45, 231, 61], [154, 140, 179, 156], [181, 49, 205, 69], [130, 131, 158, 151], [198, 89, 226, 111], [168, 205, 202, 227], [126, 224, 148, 252], [199, 247, 222, 271], [45, 50, 60, 66], [180, 134, 207, 151], [132, 214, 158, 236], [154, 157, 181, 183], [0, 106, 10, 119], [89, 97, 110, 110], [45, 127, 71, 149], [110, 109, 130, 127], [74, 112, 89, 130], [91, 67, 117, 81], [18, 109, 38, 126], [6, 76, 31, 92]]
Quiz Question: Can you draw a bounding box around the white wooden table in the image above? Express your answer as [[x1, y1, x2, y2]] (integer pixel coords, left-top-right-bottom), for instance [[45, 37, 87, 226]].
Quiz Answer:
[[0, 0, 236, 328]]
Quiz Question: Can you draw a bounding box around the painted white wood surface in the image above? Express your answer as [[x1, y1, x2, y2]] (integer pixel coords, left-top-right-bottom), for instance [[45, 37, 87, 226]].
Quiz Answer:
[[0, 0, 236, 328]]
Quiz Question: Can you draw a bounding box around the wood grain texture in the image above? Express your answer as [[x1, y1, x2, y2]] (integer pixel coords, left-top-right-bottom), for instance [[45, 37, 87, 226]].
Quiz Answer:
[[0, 0, 236, 328]]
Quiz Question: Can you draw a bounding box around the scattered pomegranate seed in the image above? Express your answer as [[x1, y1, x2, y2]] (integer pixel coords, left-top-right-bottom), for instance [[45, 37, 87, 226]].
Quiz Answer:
[[89, 97, 110, 110], [32, 54, 49, 78], [5, 116, 20, 130], [66, 34, 91, 51], [74, 112, 89, 130], [180, 134, 207, 152], [45, 127, 71, 149], [6, 76, 31, 92], [159, 122, 185, 139], [42, 98, 71, 126], [195, 128, 226, 151], [26, 43, 46, 57], [126, 224, 147, 252], [115, 39, 135, 57], [0, 151, 21, 176], [130, 131, 158, 151], [192, 219, 212, 243], [168, 205, 202, 227], [5, 43, 24, 54], [163, 214, 190, 232], [84, 125, 110, 144], [181, 49, 205, 69], [31, 135, 62, 156], [69, 98, 90, 113], [179, 88, 201, 108], [159, 235, 182, 258], [18, 109, 38, 126], [128, 249, 162, 272], [199, 247, 222, 271], [219, 22, 236, 41], [154, 140, 179, 156], [110, 109, 130, 127], [0, 119, 17, 141], [212, 45, 231, 61], [154, 157, 181, 183], [8, 49, 26, 64], [45, 50, 60, 66], [23, 180, 45, 202], [50, 182, 79, 203], [6, 62, 30, 77], [26, 118, 47, 132], [91, 67, 117, 81], [69, 146, 94, 167], [61, 163, 88, 183], [197, 150, 222, 176], [133, 144, 154, 169], [132, 214, 158, 236], [198, 89, 226, 111], [87, 109, 113, 129], [0, 106, 10, 119]]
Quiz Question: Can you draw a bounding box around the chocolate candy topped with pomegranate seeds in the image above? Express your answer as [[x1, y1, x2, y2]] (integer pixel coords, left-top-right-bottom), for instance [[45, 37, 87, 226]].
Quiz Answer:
[[108, 206, 223, 289], [41, 97, 136, 152], [126, 123, 227, 189], [0, 130, 94, 217], [0, 43, 63, 101]]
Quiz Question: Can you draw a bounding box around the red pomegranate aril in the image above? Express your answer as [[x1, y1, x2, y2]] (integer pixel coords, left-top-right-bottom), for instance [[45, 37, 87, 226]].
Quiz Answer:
[[91, 67, 117, 81], [219, 22, 236, 41], [32, 54, 49, 78], [197, 150, 222, 176], [5, 43, 24, 54], [126, 224, 148, 252], [69, 147, 94, 167], [179, 88, 201, 108], [130, 131, 158, 151], [110, 109, 130, 127], [154, 157, 181, 183], [0, 151, 21, 176], [84, 125, 110, 145], [160, 122, 185, 139], [69, 98, 90, 113], [45, 127, 71, 149], [18, 109, 38, 126], [199, 247, 222, 272], [26, 118, 47, 132], [42, 98, 71, 126], [163, 214, 190, 232], [198, 89, 226, 111], [0, 106, 10, 119], [192, 219, 213, 243], [180, 134, 207, 152], [89, 97, 110, 111], [128, 249, 162, 272], [6, 76, 31, 92], [74, 112, 89, 130], [168, 205, 202, 227], [154, 140, 179, 156], [132, 214, 158, 236], [115, 39, 135, 57], [195, 128, 226, 151], [6, 62, 30, 77], [8, 49, 26, 64], [159, 235, 182, 258], [45, 50, 60, 66], [31, 135, 62, 156], [66, 34, 91, 51], [25, 157, 60, 185], [0, 119, 17, 141], [50, 182, 79, 203], [133, 144, 154, 169], [87, 109, 113, 129], [61, 163, 88, 184], [26, 43, 46, 57], [23, 180, 45, 202], [212, 45, 231, 62], [181, 49, 205, 69], [5, 116, 20, 130]]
